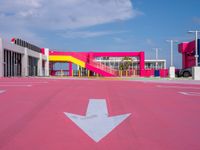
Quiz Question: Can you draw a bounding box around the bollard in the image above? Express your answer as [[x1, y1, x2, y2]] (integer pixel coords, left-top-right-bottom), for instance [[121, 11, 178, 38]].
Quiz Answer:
[[126, 71, 128, 77], [78, 70, 81, 77], [133, 70, 135, 76], [61, 70, 63, 77], [120, 70, 123, 77]]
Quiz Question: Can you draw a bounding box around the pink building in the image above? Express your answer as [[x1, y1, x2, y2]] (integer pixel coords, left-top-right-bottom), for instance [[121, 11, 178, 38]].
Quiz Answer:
[[48, 51, 145, 77], [178, 39, 200, 69], [48, 50, 167, 77]]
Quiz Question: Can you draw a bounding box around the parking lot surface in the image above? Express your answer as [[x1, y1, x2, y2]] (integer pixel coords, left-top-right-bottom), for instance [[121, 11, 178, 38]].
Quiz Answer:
[[0, 77, 200, 150]]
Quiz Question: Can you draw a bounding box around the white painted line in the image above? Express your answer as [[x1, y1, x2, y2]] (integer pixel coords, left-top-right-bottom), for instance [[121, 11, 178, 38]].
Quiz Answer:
[[64, 99, 131, 142], [0, 90, 6, 94], [179, 92, 200, 96], [157, 85, 200, 90], [0, 85, 32, 87], [0, 82, 48, 84]]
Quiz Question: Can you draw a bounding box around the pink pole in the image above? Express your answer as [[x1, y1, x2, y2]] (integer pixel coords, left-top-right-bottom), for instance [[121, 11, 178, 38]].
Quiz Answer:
[[140, 52, 145, 77], [69, 62, 73, 76], [50, 62, 54, 76]]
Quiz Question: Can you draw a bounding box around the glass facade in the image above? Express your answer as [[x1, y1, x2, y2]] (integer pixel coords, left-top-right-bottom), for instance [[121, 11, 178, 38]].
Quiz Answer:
[[28, 56, 38, 76], [95, 57, 166, 70], [95, 57, 139, 70], [145, 62, 165, 69], [3, 49, 22, 77]]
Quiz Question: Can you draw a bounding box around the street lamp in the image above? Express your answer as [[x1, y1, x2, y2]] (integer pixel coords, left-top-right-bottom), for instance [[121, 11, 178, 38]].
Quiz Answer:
[[153, 48, 160, 70], [166, 40, 178, 67], [188, 30, 200, 67], [188, 30, 200, 80], [166, 40, 178, 78]]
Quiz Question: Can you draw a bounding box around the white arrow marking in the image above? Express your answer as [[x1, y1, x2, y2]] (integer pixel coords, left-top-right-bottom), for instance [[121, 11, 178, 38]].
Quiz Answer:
[[179, 92, 200, 96], [64, 99, 131, 142], [157, 85, 200, 90], [0, 82, 48, 84]]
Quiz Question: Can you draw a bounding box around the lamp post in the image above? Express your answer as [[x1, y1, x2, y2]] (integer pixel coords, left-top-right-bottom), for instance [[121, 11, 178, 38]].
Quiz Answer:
[[188, 30, 200, 80], [153, 48, 160, 70], [166, 40, 178, 78], [166, 40, 178, 66]]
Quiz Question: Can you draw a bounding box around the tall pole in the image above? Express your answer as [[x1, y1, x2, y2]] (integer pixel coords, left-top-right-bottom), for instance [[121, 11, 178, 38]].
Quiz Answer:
[[170, 40, 173, 66], [166, 40, 178, 67], [153, 48, 159, 70], [195, 31, 199, 66], [156, 48, 158, 60], [188, 30, 200, 67]]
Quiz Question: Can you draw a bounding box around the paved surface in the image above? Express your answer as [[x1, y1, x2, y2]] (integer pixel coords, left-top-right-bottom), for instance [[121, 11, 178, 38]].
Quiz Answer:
[[0, 77, 200, 150]]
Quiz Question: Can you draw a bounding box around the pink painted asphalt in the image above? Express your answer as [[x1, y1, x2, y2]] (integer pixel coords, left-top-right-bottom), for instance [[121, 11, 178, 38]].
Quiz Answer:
[[0, 78, 200, 150]]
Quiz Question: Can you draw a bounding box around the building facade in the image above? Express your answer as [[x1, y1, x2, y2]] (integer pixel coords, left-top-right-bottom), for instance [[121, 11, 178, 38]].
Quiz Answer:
[[0, 38, 49, 77], [48, 51, 166, 77], [0, 37, 167, 77], [178, 39, 200, 69]]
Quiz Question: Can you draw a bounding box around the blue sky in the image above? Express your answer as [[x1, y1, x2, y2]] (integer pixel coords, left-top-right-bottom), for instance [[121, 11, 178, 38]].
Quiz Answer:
[[0, 0, 200, 67]]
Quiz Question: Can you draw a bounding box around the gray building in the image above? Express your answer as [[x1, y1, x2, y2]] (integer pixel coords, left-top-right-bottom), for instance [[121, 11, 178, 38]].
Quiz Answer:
[[0, 37, 49, 77]]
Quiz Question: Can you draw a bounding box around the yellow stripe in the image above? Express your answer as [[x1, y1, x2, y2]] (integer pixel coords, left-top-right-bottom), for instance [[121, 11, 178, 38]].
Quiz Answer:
[[49, 55, 85, 68]]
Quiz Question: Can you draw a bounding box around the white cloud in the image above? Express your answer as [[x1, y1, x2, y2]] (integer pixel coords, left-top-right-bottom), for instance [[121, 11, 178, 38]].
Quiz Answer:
[[0, 0, 137, 29], [0, 0, 140, 42], [113, 37, 126, 43], [60, 30, 126, 38], [60, 30, 109, 38], [42, 0, 136, 29]]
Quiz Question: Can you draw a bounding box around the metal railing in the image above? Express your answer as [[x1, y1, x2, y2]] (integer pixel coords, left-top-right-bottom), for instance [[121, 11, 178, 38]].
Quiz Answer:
[[90, 60, 118, 76], [71, 52, 118, 76]]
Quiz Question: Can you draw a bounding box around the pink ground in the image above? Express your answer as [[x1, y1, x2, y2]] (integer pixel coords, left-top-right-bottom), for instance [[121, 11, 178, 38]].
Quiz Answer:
[[0, 78, 200, 150]]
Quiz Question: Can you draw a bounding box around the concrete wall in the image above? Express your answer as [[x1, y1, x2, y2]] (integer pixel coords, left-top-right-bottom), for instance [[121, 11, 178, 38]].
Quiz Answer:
[[0, 38, 3, 77], [44, 48, 49, 76], [22, 48, 28, 76]]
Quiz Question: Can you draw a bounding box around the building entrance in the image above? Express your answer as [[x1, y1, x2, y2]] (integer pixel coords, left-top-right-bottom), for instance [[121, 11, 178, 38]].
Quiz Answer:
[[28, 56, 38, 76]]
